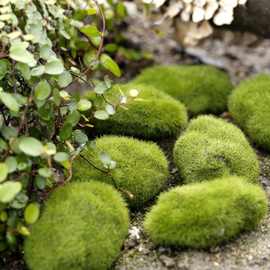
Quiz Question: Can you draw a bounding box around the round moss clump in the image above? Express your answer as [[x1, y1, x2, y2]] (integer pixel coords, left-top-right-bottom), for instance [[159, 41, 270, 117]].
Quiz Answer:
[[86, 83, 188, 139], [229, 74, 270, 151], [24, 182, 129, 270], [144, 176, 267, 249], [73, 136, 169, 209], [133, 65, 233, 115], [173, 115, 259, 184]]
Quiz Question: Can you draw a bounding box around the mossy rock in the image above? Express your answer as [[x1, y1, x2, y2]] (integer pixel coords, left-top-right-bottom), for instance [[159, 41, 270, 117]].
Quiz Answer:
[[72, 136, 169, 209], [173, 115, 259, 184], [85, 83, 188, 139], [133, 65, 233, 115], [228, 74, 270, 151], [144, 176, 267, 249], [24, 182, 129, 270]]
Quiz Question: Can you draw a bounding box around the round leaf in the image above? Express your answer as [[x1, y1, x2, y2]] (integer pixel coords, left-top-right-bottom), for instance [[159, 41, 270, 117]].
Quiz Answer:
[[24, 203, 40, 224], [0, 163, 8, 183], [0, 182, 22, 203], [35, 80, 51, 100], [19, 137, 44, 157], [94, 110, 109, 120], [77, 99, 92, 111]]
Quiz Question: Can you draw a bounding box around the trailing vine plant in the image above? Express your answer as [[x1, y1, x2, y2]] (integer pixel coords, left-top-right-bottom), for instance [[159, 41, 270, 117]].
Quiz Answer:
[[0, 0, 134, 252]]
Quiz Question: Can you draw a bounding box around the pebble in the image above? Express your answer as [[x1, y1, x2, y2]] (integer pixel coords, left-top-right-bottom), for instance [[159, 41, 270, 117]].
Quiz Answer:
[[159, 255, 175, 268]]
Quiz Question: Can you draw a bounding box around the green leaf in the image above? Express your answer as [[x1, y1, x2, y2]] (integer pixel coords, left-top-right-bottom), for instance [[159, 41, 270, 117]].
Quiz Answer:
[[100, 54, 121, 77], [43, 142, 56, 156], [54, 152, 69, 162], [80, 24, 100, 38], [38, 168, 52, 178], [94, 110, 109, 120], [16, 63, 31, 80], [5, 157, 17, 173], [24, 203, 40, 224], [0, 59, 10, 80], [31, 65, 45, 77], [0, 163, 8, 183], [0, 182, 22, 203], [59, 123, 73, 141], [45, 59, 64, 75], [94, 81, 110, 95], [35, 80, 51, 100], [77, 99, 92, 111], [9, 41, 36, 67], [57, 71, 72, 88], [73, 130, 88, 145], [19, 137, 44, 157], [65, 110, 81, 127], [0, 92, 20, 112]]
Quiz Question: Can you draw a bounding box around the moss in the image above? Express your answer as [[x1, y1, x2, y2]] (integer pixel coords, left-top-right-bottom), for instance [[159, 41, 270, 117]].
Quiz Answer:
[[72, 136, 169, 209], [144, 176, 267, 249], [86, 83, 188, 139], [24, 182, 129, 270], [228, 74, 270, 151], [173, 115, 259, 184], [133, 65, 233, 115]]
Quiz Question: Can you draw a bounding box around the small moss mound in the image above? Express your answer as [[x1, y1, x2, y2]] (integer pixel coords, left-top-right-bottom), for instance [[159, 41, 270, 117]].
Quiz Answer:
[[229, 74, 270, 151], [133, 65, 233, 115], [173, 115, 259, 184], [24, 182, 129, 270], [86, 83, 188, 139], [144, 176, 267, 249], [73, 136, 169, 209]]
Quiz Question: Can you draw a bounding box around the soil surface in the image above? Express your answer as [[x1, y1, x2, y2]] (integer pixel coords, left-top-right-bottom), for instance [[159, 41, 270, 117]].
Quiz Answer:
[[3, 12, 270, 270]]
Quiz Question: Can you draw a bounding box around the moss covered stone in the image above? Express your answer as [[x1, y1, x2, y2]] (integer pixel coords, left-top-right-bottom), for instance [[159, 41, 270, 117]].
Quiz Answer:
[[173, 116, 259, 184], [229, 74, 270, 151], [133, 65, 233, 115], [144, 176, 267, 249], [86, 83, 188, 139], [24, 182, 129, 270], [73, 136, 169, 209]]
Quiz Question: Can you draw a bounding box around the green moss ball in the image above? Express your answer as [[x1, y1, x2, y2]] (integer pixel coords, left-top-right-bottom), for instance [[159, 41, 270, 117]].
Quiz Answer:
[[24, 182, 129, 270], [133, 65, 233, 115], [86, 83, 188, 139], [72, 136, 169, 209], [144, 176, 267, 249], [173, 115, 259, 184], [229, 74, 270, 151]]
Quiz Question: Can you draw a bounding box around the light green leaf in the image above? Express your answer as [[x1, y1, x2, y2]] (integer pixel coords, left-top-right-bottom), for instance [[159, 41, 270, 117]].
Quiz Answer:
[[57, 71, 72, 88], [35, 80, 51, 100], [43, 142, 56, 156], [45, 59, 64, 75], [100, 54, 121, 77], [77, 99, 92, 111], [0, 163, 8, 183], [24, 203, 40, 224], [0, 92, 20, 112], [80, 24, 100, 38], [9, 41, 36, 67], [54, 152, 69, 162], [5, 157, 17, 173], [31, 65, 45, 76], [0, 181, 22, 203], [19, 137, 44, 157], [94, 110, 109, 120]]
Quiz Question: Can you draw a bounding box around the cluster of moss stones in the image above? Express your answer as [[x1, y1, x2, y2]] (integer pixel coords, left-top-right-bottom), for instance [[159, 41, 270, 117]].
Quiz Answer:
[[24, 66, 269, 269]]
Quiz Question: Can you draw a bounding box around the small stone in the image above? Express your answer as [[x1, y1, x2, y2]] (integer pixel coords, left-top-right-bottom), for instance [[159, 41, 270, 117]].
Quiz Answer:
[[159, 255, 175, 268]]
